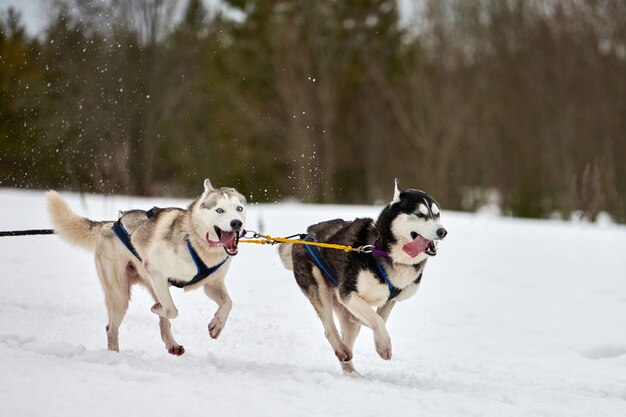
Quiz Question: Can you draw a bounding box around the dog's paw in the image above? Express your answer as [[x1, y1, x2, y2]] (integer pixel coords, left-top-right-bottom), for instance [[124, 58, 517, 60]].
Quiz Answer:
[[151, 302, 163, 315], [340, 360, 360, 375], [334, 344, 353, 362], [167, 345, 185, 356], [375, 335, 392, 360], [208, 316, 225, 339]]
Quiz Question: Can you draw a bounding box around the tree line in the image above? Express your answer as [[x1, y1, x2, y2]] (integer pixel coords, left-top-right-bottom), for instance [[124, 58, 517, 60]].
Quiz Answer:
[[1, 0, 625, 222]]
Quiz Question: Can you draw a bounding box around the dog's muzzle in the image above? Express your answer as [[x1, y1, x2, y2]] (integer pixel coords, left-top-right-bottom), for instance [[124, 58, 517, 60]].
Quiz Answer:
[[208, 226, 241, 256], [404, 231, 443, 257]]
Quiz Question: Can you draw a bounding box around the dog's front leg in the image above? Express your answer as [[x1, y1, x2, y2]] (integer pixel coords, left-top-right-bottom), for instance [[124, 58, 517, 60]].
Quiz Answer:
[[340, 293, 392, 360], [376, 300, 397, 323], [203, 280, 232, 339], [145, 266, 179, 319]]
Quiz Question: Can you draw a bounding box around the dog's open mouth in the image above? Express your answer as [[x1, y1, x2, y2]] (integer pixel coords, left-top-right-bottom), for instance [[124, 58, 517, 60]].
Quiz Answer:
[[207, 226, 239, 256], [402, 232, 437, 258]]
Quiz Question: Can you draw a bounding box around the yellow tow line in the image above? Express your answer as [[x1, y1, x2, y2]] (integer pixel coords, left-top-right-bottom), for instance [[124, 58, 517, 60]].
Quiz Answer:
[[238, 231, 375, 254]]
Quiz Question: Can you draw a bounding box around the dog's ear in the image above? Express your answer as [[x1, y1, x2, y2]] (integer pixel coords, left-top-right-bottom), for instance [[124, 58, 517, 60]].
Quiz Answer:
[[204, 178, 215, 192], [392, 178, 403, 204]]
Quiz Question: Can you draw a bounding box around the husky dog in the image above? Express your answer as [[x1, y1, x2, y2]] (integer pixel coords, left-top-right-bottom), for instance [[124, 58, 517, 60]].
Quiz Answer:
[[279, 179, 447, 373], [46, 179, 246, 355]]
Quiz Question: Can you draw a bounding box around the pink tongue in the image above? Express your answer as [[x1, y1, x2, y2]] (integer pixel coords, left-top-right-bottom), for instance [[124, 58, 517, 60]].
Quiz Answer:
[[219, 231, 236, 244], [402, 235, 430, 258]]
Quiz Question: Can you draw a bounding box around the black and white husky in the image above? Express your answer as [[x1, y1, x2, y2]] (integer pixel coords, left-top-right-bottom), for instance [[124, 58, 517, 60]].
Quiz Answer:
[[279, 179, 447, 373], [46, 179, 246, 355]]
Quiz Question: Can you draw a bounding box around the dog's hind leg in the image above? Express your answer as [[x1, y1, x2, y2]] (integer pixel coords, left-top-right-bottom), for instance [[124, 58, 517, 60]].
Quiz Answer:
[[334, 301, 361, 374], [95, 257, 129, 352], [203, 280, 232, 339], [105, 300, 128, 352]]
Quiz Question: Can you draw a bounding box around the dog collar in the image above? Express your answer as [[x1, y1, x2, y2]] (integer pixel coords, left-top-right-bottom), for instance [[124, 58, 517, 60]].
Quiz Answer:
[[371, 239, 390, 258]]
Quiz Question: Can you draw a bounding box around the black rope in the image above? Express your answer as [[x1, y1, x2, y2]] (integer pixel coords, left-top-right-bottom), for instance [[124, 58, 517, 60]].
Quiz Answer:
[[283, 233, 307, 240], [0, 229, 55, 237]]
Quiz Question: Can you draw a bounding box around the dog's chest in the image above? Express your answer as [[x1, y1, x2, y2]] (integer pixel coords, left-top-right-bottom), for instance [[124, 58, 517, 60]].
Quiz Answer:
[[150, 247, 198, 278], [356, 270, 390, 306], [355, 263, 421, 306], [389, 263, 422, 289], [147, 242, 226, 281]]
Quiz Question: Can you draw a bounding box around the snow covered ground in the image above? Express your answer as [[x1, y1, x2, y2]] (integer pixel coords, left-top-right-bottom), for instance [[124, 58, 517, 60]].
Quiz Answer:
[[0, 188, 625, 417]]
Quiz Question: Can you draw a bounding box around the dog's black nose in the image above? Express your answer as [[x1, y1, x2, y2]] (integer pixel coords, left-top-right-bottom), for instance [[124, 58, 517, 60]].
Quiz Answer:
[[436, 228, 447, 239], [230, 219, 243, 231]]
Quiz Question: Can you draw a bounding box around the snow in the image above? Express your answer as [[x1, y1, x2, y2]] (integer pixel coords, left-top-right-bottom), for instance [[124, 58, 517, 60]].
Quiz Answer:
[[1, 188, 625, 417]]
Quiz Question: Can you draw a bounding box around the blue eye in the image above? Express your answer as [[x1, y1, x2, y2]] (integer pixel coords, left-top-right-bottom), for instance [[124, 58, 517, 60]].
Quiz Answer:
[[216, 208, 224, 214], [236, 206, 243, 212]]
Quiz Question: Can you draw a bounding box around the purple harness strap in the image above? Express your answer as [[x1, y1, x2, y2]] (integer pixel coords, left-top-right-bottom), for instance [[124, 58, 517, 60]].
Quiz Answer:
[[371, 240, 390, 258]]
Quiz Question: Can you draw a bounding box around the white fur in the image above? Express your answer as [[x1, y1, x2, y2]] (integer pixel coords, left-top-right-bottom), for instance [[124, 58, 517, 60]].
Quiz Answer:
[[339, 293, 392, 360], [388, 262, 422, 289], [418, 204, 428, 215], [199, 193, 247, 242], [392, 178, 402, 205], [356, 270, 391, 306], [278, 243, 294, 270], [356, 261, 423, 306], [393, 283, 419, 301], [143, 212, 232, 291], [393, 212, 442, 241], [388, 212, 442, 264], [431, 203, 440, 215]]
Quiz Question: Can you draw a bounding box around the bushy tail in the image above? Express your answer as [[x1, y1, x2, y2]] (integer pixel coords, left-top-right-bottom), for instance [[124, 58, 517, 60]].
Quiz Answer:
[[278, 243, 293, 270], [46, 191, 101, 251]]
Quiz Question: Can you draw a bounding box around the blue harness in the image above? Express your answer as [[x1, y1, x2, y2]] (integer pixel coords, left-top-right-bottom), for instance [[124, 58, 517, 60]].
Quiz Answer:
[[168, 239, 229, 288], [112, 219, 228, 288], [112, 220, 142, 261], [303, 234, 401, 301]]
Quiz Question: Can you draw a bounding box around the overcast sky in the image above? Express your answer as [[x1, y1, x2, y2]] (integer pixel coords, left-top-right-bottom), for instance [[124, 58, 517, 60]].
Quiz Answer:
[[2, 0, 48, 34], [2, 0, 417, 36]]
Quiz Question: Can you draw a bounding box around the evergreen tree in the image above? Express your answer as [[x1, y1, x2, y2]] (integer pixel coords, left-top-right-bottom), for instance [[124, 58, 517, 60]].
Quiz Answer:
[[0, 8, 59, 189]]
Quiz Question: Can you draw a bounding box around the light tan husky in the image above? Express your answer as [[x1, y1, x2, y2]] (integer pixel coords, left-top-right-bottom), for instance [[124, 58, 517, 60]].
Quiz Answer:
[[46, 179, 247, 355]]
